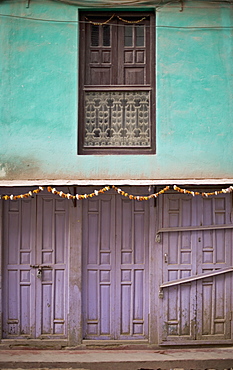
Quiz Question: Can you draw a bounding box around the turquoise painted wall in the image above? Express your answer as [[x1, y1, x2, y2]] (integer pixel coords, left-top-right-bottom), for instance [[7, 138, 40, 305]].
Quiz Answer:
[[1, 0, 233, 182]]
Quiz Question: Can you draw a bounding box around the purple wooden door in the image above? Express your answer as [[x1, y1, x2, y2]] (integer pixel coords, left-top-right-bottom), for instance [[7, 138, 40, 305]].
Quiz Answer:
[[3, 197, 36, 338], [2, 193, 69, 339], [159, 193, 233, 344], [195, 196, 232, 341], [82, 189, 149, 340]]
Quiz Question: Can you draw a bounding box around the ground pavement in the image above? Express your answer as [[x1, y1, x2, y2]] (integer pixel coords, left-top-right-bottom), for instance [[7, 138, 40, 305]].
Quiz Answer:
[[0, 347, 233, 370]]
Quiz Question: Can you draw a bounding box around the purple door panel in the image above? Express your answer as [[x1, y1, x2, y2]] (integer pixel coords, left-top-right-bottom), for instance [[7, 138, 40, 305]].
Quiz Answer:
[[82, 189, 149, 340], [3, 193, 68, 339], [160, 194, 233, 344]]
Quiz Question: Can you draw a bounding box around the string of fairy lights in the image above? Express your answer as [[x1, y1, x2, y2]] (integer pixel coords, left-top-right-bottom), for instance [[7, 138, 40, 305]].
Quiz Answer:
[[0, 185, 233, 201]]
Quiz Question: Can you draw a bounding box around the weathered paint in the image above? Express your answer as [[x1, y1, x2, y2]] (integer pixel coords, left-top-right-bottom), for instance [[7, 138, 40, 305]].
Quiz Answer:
[[159, 193, 233, 344], [82, 191, 149, 339], [0, 0, 233, 182], [2, 193, 69, 339], [0, 186, 83, 346]]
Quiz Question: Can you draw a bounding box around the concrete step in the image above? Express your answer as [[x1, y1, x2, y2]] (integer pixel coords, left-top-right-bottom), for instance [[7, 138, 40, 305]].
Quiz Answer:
[[1, 348, 233, 370]]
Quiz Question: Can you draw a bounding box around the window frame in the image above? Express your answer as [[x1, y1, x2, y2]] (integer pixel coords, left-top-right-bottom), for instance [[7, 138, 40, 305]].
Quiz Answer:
[[78, 11, 156, 155]]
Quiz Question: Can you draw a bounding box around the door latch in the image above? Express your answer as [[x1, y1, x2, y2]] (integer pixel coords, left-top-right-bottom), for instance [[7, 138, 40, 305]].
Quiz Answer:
[[37, 268, 42, 278], [30, 264, 51, 278], [159, 289, 164, 299], [155, 233, 161, 243], [164, 253, 168, 263]]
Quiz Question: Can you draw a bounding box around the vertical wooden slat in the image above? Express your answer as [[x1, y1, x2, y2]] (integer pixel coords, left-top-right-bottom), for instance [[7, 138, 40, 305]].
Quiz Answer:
[[134, 214, 145, 264], [100, 199, 111, 251], [121, 283, 131, 334], [87, 270, 98, 321], [8, 270, 18, 321], [8, 213, 19, 265], [88, 214, 99, 265], [42, 283, 52, 334], [54, 269, 65, 334], [100, 284, 110, 334], [197, 195, 232, 341], [118, 195, 149, 339], [55, 213, 65, 264], [180, 283, 191, 335], [20, 270, 31, 335], [134, 269, 143, 320], [42, 198, 54, 251], [37, 195, 68, 339], [161, 194, 196, 343], [68, 195, 82, 345]]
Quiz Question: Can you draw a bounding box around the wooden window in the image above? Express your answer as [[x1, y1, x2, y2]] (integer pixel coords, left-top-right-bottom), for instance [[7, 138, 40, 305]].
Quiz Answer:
[[78, 12, 155, 154]]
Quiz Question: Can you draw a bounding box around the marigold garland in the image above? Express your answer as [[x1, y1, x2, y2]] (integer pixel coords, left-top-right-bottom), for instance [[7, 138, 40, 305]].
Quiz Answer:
[[0, 187, 44, 201], [112, 185, 170, 200], [0, 185, 233, 201], [47, 186, 111, 199], [173, 185, 233, 197]]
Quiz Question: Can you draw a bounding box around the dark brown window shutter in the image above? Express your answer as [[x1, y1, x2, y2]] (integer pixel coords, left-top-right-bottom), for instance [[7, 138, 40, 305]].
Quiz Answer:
[[78, 12, 155, 154]]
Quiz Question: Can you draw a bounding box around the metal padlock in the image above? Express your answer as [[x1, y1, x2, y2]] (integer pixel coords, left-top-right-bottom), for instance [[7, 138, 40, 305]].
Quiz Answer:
[[37, 267, 42, 278]]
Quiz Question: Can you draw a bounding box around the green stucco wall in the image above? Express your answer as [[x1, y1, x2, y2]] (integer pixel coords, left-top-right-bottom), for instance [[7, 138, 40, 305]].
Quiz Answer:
[[1, 0, 233, 183]]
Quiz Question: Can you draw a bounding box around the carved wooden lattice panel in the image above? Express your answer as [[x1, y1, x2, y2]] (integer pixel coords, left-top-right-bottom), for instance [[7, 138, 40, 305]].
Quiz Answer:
[[84, 91, 150, 147]]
